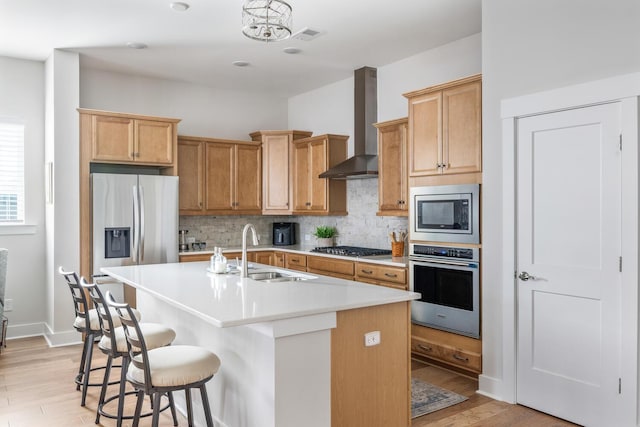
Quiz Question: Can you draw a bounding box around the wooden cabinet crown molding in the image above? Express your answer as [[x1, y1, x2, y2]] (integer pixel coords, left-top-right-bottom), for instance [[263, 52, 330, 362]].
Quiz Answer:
[[77, 108, 181, 124], [402, 74, 482, 99]]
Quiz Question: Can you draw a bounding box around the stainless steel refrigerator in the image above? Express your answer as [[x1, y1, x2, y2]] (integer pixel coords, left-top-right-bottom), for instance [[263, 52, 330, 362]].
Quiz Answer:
[[91, 173, 178, 299]]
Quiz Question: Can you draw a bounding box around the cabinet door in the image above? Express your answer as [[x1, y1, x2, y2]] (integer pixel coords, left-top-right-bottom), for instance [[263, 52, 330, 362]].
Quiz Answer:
[[309, 139, 328, 211], [273, 252, 285, 267], [442, 81, 481, 174], [263, 134, 291, 212], [178, 140, 204, 211], [92, 115, 135, 161], [253, 251, 274, 266], [377, 120, 408, 215], [235, 144, 262, 211], [292, 142, 310, 210], [204, 142, 234, 211], [408, 92, 441, 176], [135, 120, 173, 164]]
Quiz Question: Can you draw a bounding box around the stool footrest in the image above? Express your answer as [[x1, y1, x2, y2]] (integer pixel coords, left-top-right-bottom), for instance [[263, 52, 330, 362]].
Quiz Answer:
[[98, 390, 171, 421]]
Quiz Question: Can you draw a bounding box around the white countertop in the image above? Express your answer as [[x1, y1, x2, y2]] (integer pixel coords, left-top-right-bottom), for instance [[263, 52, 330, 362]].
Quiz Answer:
[[101, 262, 419, 328], [179, 244, 409, 268]]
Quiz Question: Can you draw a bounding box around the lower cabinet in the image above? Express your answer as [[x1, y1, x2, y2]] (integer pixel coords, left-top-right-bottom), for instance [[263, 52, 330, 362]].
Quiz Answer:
[[179, 253, 211, 262], [307, 256, 354, 280], [284, 253, 307, 271], [411, 323, 482, 375], [355, 262, 407, 290], [273, 251, 285, 267]]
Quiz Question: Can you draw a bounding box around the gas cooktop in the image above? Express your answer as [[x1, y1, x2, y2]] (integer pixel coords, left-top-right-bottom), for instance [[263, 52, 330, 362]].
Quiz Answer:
[[311, 246, 392, 257]]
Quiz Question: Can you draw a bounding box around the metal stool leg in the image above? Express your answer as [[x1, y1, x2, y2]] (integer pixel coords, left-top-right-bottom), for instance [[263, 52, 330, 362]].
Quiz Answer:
[[81, 334, 95, 406], [95, 355, 113, 424], [200, 385, 214, 427]]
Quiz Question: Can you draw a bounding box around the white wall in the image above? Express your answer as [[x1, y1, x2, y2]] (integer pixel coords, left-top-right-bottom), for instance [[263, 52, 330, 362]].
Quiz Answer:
[[289, 33, 482, 156], [0, 56, 46, 334], [480, 0, 640, 400], [80, 68, 288, 140]]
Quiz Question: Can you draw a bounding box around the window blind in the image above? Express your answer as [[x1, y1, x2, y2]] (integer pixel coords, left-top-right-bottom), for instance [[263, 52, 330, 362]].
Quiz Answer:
[[0, 121, 25, 222]]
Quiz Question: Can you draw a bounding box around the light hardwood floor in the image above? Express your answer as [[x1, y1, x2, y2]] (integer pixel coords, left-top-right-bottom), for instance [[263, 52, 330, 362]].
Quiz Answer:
[[0, 336, 578, 426], [410, 360, 578, 427]]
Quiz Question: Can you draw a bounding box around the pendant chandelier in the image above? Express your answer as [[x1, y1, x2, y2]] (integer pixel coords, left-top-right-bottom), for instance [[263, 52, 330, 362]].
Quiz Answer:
[[242, 0, 293, 42]]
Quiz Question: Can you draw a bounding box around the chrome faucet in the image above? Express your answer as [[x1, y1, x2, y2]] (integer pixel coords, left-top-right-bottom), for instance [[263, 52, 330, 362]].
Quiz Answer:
[[241, 223, 259, 278]]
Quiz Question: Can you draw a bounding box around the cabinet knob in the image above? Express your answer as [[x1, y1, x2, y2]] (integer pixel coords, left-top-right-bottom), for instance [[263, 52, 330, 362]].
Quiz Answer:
[[360, 269, 373, 275], [417, 344, 433, 353], [452, 353, 469, 363], [384, 273, 397, 278]]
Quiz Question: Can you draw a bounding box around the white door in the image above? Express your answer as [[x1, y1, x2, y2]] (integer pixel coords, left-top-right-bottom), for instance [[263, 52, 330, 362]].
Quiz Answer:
[[516, 102, 622, 426]]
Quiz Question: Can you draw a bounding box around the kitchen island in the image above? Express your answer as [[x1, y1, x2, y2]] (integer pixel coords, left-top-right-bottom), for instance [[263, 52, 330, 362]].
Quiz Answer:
[[101, 261, 419, 427]]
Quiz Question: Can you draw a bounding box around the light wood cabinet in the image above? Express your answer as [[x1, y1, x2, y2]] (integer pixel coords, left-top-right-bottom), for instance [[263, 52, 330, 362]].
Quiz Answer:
[[292, 134, 348, 215], [178, 136, 261, 215], [404, 75, 481, 178], [81, 109, 179, 166], [411, 323, 482, 375], [374, 118, 408, 216], [285, 253, 307, 271], [179, 253, 211, 262], [250, 130, 313, 215], [355, 262, 407, 290], [251, 251, 274, 265], [273, 251, 285, 267], [307, 255, 354, 280]]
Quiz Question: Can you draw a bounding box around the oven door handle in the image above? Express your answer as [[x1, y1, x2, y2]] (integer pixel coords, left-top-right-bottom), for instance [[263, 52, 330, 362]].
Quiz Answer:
[[410, 257, 478, 268]]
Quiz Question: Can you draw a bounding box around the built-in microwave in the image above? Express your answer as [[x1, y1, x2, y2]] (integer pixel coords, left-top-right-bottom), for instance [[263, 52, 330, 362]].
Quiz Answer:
[[409, 184, 480, 244]]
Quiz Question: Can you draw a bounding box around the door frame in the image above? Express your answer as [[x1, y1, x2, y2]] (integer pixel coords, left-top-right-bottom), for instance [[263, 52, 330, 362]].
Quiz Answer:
[[498, 73, 640, 425]]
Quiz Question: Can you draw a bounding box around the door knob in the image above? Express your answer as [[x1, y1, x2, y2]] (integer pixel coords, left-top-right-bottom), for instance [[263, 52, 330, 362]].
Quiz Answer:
[[518, 271, 536, 281]]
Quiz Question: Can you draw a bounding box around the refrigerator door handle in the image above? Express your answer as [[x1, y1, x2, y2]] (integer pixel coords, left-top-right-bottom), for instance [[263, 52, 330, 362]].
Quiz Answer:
[[139, 185, 145, 262], [132, 185, 139, 263]]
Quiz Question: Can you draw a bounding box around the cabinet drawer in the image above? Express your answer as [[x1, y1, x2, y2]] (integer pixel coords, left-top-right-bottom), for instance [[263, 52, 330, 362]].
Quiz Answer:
[[179, 253, 211, 262], [285, 253, 307, 271], [411, 336, 481, 373], [307, 256, 354, 277], [355, 262, 406, 285]]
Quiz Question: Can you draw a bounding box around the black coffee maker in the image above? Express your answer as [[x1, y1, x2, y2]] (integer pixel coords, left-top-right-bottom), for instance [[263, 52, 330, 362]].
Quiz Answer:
[[272, 222, 296, 246]]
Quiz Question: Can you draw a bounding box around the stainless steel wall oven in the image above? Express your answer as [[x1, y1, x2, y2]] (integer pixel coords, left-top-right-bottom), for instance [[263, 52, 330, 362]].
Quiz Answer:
[[409, 244, 480, 338]]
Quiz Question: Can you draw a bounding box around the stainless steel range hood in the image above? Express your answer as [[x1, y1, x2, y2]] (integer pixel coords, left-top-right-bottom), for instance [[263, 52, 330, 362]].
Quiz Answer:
[[319, 66, 378, 179]]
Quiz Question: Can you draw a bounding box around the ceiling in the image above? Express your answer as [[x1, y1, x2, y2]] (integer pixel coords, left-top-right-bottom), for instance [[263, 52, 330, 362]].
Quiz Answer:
[[0, 0, 481, 97]]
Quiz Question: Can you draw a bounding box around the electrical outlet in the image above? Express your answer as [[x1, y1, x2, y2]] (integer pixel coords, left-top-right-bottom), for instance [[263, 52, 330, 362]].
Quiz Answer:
[[186, 236, 196, 244], [364, 331, 381, 347], [304, 234, 310, 241], [5, 299, 13, 312]]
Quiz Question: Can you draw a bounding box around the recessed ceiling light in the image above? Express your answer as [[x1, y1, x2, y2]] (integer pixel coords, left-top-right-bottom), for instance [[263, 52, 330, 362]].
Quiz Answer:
[[126, 42, 148, 49], [283, 47, 301, 54], [170, 2, 190, 12], [232, 60, 250, 67]]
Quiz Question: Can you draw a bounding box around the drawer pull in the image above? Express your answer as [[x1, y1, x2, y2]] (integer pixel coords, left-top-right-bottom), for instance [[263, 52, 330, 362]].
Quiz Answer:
[[361, 269, 373, 274], [452, 353, 469, 363], [384, 273, 398, 278], [417, 344, 433, 353]]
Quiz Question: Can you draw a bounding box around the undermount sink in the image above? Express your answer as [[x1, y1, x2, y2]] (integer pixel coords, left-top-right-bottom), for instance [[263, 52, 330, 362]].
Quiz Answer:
[[247, 270, 314, 283]]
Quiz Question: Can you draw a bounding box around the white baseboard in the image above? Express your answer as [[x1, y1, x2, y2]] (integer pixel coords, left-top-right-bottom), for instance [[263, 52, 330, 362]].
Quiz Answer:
[[5, 322, 82, 348], [478, 374, 514, 403]]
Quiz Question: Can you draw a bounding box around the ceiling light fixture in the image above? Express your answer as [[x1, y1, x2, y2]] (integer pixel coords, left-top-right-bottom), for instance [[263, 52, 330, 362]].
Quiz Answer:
[[242, 0, 292, 42], [126, 42, 148, 49], [282, 47, 301, 54], [170, 2, 190, 12], [232, 60, 250, 67]]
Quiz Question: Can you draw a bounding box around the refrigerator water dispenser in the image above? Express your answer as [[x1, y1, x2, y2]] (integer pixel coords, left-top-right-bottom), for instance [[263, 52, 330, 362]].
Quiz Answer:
[[105, 227, 130, 258]]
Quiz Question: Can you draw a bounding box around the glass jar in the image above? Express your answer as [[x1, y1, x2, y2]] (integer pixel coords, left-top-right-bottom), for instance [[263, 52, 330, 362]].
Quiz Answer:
[[211, 247, 227, 273]]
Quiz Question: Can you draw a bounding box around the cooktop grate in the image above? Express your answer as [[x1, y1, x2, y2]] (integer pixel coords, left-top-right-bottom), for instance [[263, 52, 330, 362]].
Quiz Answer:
[[311, 246, 392, 257]]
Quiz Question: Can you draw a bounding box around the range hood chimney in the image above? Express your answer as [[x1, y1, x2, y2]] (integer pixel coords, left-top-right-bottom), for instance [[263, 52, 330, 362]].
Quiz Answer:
[[319, 66, 378, 179]]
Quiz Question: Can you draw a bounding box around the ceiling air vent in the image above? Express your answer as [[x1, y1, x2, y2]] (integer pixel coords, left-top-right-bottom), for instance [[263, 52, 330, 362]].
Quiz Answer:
[[291, 27, 323, 41]]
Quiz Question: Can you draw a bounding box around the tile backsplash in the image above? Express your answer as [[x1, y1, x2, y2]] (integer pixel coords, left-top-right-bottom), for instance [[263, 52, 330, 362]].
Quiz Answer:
[[179, 179, 408, 250]]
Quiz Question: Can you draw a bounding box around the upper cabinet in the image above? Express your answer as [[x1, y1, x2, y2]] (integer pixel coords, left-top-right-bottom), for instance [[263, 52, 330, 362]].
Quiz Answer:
[[79, 109, 180, 166], [292, 134, 348, 215], [178, 136, 262, 215], [374, 118, 408, 216], [404, 75, 481, 178], [250, 130, 313, 215]]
